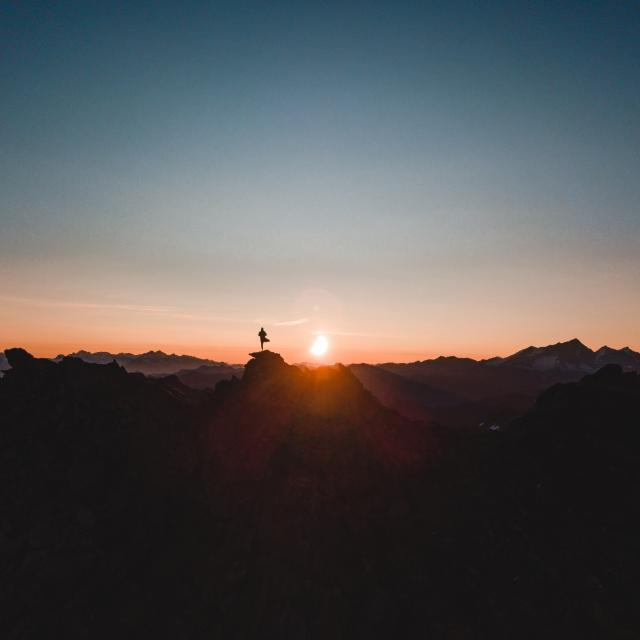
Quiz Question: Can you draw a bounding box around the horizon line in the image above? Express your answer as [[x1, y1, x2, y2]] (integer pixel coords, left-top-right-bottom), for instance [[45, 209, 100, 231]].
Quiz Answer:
[[2, 337, 638, 368]]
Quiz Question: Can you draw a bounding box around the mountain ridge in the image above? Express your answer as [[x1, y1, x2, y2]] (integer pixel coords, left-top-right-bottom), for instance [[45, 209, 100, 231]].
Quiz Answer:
[[2, 347, 640, 636], [365, 339, 640, 426], [53, 349, 237, 376], [2, 338, 638, 376]]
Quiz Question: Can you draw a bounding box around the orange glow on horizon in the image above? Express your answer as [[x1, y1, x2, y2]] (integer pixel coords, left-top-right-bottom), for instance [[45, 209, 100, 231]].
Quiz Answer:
[[4, 333, 640, 367], [2, 291, 639, 365]]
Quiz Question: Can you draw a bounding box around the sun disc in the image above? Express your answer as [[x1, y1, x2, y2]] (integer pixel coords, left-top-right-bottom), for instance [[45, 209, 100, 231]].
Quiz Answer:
[[310, 335, 329, 356]]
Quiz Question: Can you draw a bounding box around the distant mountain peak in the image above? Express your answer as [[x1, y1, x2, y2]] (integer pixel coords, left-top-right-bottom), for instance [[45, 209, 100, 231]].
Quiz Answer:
[[498, 339, 640, 374], [5, 348, 37, 369]]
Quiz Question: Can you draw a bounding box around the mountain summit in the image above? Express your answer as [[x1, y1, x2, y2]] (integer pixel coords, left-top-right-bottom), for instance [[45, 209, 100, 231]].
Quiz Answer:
[[498, 338, 640, 373], [204, 350, 430, 480]]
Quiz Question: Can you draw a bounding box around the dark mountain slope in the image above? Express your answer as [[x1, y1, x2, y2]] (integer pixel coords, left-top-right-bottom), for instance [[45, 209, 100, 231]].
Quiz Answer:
[[196, 351, 434, 637], [349, 362, 463, 421], [2, 348, 639, 638], [205, 351, 431, 478], [433, 364, 640, 638], [0, 348, 214, 638], [378, 355, 574, 407], [0, 349, 433, 638], [505, 364, 640, 526], [167, 363, 244, 390], [372, 340, 640, 428]]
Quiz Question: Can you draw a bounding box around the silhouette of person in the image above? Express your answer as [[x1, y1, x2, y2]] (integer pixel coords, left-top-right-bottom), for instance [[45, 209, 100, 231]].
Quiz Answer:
[[258, 327, 270, 350]]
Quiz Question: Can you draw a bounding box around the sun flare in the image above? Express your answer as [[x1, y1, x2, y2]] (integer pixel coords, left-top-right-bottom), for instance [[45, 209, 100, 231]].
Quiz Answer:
[[310, 335, 329, 357]]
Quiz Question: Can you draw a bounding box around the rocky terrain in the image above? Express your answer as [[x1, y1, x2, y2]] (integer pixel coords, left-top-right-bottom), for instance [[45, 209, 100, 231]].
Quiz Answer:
[[1, 348, 639, 638]]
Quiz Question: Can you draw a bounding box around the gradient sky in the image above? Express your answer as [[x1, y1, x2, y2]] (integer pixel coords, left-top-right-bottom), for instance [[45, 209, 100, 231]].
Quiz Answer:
[[1, 0, 639, 363]]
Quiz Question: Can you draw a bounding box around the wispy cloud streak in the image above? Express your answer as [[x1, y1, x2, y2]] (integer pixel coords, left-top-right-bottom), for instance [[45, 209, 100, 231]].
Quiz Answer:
[[0, 296, 247, 323], [275, 317, 310, 326], [312, 329, 386, 338], [0, 295, 168, 313]]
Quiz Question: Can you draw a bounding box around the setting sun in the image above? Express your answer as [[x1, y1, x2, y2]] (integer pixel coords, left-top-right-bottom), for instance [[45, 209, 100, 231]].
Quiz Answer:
[[310, 335, 329, 357]]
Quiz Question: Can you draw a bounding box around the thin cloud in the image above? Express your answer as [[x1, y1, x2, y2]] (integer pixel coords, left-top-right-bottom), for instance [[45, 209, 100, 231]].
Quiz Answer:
[[159, 311, 252, 323], [0, 296, 247, 323], [0, 295, 168, 313], [312, 329, 386, 338], [275, 317, 310, 326]]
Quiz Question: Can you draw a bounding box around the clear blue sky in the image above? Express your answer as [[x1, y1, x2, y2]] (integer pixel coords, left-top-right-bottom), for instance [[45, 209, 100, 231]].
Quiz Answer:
[[1, 1, 639, 362]]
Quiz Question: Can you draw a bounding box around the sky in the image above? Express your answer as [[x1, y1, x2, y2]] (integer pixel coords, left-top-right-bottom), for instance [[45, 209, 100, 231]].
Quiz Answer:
[[1, 0, 639, 364]]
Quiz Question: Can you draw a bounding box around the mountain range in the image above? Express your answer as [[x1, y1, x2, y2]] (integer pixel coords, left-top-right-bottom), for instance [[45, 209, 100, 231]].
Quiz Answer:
[[1, 346, 638, 637], [2, 338, 637, 379], [52, 349, 234, 376], [350, 339, 640, 427], [2, 340, 639, 428], [2, 340, 639, 429], [488, 338, 640, 372]]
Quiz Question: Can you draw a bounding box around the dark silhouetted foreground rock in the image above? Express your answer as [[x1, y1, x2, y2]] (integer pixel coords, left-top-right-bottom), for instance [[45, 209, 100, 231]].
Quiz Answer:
[[1, 350, 639, 638]]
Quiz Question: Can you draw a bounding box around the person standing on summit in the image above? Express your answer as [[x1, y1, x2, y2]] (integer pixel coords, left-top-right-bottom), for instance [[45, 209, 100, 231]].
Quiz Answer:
[[258, 327, 270, 350]]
